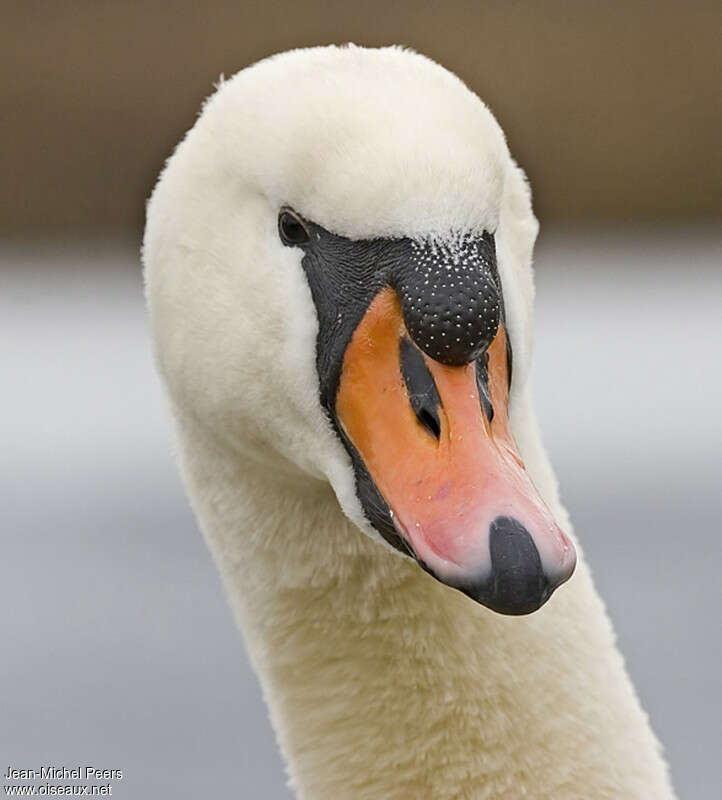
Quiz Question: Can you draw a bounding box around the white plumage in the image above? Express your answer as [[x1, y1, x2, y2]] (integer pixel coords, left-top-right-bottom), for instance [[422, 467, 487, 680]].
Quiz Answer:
[[143, 44, 674, 799]]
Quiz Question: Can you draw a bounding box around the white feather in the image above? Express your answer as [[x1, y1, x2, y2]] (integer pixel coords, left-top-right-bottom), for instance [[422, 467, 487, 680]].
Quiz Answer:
[[143, 45, 674, 799]]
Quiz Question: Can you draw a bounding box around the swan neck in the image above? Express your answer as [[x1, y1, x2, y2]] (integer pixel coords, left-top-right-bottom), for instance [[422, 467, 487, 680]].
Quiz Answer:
[[173, 414, 675, 799]]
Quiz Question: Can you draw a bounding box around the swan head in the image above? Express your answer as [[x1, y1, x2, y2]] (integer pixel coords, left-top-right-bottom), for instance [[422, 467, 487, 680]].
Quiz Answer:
[[144, 45, 576, 615]]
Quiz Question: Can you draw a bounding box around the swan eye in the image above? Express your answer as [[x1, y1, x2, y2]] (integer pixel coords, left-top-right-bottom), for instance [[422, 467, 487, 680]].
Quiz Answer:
[[278, 209, 310, 246]]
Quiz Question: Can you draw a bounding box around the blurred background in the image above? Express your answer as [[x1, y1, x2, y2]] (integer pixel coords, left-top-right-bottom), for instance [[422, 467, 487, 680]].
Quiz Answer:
[[2, 2, 720, 798]]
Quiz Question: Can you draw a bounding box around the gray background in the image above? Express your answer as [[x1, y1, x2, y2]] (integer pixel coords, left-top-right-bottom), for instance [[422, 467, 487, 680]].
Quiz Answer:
[[2, 2, 721, 798], [2, 229, 720, 798]]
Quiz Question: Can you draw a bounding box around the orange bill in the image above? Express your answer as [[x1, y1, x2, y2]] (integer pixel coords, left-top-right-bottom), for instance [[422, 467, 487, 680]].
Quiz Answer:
[[336, 288, 576, 613]]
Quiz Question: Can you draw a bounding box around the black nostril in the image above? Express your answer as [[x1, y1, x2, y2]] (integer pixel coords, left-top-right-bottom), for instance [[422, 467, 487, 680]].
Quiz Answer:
[[486, 516, 549, 615], [416, 406, 441, 439], [399, 337, 442, 440], [475, 352, 494, 423]]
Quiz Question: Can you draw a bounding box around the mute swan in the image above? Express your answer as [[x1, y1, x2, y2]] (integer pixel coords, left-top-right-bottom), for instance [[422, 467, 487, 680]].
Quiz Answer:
[[143, 45, 674, 799]]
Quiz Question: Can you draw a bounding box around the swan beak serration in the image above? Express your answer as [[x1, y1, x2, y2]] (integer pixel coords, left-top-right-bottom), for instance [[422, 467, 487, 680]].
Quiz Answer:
[[336, 288, 576, 614]]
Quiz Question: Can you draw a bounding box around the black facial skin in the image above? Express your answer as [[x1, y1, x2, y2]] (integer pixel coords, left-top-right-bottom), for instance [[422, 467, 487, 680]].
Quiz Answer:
[[278, 207, 511, 556]]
